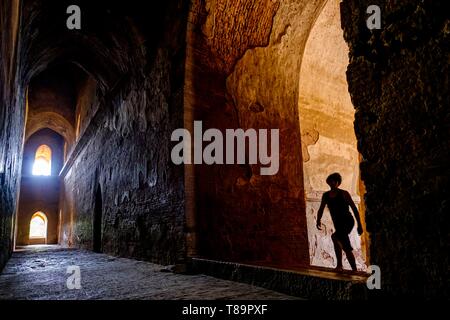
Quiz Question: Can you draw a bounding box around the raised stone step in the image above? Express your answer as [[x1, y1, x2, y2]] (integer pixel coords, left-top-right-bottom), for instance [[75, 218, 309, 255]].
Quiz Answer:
[[188, 258, 369, 300]]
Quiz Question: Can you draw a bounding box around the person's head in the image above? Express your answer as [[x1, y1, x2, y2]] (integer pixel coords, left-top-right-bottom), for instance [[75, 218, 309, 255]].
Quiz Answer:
[[326, 172, 342, 189]]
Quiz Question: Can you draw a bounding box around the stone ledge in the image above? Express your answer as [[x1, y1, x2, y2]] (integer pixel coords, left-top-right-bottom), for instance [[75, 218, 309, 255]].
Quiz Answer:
[[187, 258, 369, 300]]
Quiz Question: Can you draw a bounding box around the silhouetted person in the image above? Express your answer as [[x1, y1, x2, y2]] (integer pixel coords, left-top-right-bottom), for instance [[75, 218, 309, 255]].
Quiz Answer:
[[316, 172, 363, 271]]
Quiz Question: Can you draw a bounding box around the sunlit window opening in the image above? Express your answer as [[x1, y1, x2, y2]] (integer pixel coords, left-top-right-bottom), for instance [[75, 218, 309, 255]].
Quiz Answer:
[[29, 212, 48, 239], [32, 144, 52, 176]]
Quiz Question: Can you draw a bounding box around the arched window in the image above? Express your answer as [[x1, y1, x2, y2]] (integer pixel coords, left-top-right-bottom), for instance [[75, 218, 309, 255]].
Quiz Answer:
[[32, 144, 52, 176], [29, 212, 48, 239]]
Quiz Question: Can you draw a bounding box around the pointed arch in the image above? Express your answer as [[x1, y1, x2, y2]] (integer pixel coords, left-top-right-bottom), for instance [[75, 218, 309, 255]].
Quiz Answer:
[[29, 212, 48, 241], [32, 144, 52, 176]]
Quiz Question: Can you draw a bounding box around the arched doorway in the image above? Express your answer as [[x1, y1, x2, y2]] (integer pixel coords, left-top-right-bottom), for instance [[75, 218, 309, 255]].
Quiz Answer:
[[93, 185, 103, 253], [185, 0, 370, 273], [29, 212, 48, 244], [298, 0, 368, 270]]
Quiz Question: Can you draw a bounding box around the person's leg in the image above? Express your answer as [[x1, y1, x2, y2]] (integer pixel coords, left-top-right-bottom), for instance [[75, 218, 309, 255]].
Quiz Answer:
[[344, 248, 357, 271], [331, 233, 343, 270], [341, 234, 357, 271]]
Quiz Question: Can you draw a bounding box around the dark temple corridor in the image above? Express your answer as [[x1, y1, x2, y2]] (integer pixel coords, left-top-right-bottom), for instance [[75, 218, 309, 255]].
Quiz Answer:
[[0, 246, 294, 300], [0, 0, 448, 301]]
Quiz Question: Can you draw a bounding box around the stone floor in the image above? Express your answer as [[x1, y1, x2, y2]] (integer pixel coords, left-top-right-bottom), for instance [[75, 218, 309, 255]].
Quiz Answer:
[[0, 245, 296, 300]]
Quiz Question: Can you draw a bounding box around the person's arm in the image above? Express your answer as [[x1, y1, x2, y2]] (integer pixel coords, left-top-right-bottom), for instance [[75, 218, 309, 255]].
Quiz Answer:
[[316, 193, 327, 230], [344, 191, 363, 235]]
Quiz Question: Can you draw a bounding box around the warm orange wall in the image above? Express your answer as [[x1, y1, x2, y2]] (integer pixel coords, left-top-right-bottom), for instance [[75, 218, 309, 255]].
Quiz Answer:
[[184, 0, 329, 266], [16, 177, 60, 245], [16, 129, 64, 245]]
